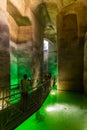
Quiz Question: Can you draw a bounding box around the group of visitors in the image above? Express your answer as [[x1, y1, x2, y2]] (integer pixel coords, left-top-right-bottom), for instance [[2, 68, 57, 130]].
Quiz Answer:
[[19, 72, 56, 112]]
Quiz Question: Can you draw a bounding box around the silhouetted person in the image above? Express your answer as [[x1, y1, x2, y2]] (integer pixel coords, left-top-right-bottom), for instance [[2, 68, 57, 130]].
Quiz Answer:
[[20, 74, 30, 112], [48, 73, 52, 79]]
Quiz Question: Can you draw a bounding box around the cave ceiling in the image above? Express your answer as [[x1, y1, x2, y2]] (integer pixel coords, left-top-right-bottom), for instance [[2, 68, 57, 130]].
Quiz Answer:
[[7, 0, 87, 43], [7, 0, 31, 26], [30, 0, 87, 42]]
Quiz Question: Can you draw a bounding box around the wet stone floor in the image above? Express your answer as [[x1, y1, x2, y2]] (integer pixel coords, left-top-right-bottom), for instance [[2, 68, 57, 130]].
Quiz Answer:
[[15, 87, 87, 130]]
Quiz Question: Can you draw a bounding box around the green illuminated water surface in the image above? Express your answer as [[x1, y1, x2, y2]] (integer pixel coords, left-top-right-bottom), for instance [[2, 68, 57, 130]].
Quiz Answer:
[[15, 87, 87, 130]]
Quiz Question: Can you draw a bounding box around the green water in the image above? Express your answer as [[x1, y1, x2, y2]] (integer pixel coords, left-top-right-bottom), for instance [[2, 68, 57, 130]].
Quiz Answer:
[[15, 87, 87, 130]]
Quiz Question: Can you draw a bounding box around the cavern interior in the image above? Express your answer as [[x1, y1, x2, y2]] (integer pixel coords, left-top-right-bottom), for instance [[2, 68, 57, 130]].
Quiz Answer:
[[0, 0, 87, 130]]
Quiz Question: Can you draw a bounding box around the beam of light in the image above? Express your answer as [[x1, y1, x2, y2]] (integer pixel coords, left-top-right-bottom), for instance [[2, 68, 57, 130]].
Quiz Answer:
[[43, 39, 49, 51]]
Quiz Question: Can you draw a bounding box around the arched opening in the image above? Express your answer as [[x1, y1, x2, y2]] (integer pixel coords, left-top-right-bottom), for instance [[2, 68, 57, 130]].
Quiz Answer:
[[43, 38, 58, 88]]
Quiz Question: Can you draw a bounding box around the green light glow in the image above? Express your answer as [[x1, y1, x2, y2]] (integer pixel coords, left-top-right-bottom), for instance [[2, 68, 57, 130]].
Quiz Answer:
[[15, 88, 87, 130], [10, 61, 18, 85], [10, 47, 32, 104], [48, 55, 58, 77], [10, 51, 19, 104], [10, 49, 18, 85]]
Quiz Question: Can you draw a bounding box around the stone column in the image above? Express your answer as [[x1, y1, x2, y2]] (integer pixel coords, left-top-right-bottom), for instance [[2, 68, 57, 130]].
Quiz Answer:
[[0, 11, 10, 87], [57, 13, 83, 91], [30, 10, 44, 87], [84, 32, 87, 94]]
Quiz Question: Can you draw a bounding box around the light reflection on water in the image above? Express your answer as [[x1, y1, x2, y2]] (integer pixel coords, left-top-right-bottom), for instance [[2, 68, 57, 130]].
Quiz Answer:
[[15, 89, 87, 130]]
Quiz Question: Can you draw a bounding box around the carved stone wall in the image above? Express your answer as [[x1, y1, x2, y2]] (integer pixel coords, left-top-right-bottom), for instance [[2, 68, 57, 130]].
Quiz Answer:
[[0, 0, 87, 93], [57, 1, 87, 92]]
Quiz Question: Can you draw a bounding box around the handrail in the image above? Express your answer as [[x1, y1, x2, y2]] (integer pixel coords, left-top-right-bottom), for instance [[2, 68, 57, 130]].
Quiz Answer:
[[0, 79, 51, 110], [0, 79, 52, 130], [0, 84, 19, 89]]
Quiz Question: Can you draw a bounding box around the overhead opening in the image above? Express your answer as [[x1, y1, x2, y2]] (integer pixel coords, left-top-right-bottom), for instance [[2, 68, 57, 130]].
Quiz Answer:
[[43, 38, 58, 89]]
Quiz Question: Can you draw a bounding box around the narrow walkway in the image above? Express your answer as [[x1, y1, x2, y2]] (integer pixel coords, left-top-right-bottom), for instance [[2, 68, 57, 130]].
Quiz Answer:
[[15, 87, 87, 130]]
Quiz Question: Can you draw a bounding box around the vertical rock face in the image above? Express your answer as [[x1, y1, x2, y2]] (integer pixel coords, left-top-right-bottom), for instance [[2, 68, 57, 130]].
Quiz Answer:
[[17, 41, 33, 83], [57, 14, 81, 91], [9, 25, 33, 84], [29, 9, 44, 86], [84, 32, 87, 93], [10, 41, 18, 85], [16, 26, 33, 83], [57, 14, 75, 91], [0, 13, 10, 87], [57, 1, 87, 91]]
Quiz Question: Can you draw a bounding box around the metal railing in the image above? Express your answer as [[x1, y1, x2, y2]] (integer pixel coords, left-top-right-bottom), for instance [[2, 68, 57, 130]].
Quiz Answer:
[[0, 79, 53, 130], [0, 79, 53, 110], [0, 84, 21, 110]]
